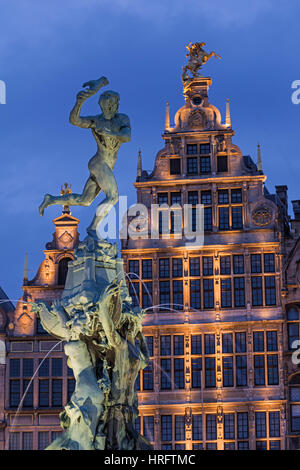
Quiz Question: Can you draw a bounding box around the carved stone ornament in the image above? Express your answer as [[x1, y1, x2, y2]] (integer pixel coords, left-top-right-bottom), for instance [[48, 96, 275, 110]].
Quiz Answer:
[[188, 109, 207, 129], [58, 231, 73, 246], [252, 204, 273, 226]]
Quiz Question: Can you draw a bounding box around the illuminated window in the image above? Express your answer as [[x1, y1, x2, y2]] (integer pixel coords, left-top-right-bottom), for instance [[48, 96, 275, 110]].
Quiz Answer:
[[160, 359, 171, 390], [237, 412, 248, 439], [192, 358, 202, 388], [200, 156, 211, 173], [205, 357, 216, 388], [173, 335, 184, 355], [172, 258, 182, 278], [192, 415, 203, 440], [223, 357, 234, 387], [187, 157, 198, 174], [188, 191, 198, 205], [255, 412, 266, 438], [220, 256, 231, 275], [251, 254, 262, 273], [219, 207, 230, 230], [173, 280, 183, 310], [159, 281, 170, 308], [235, 332, 246, 353], [9, 432, 20, 450], [22, 432, 33, 450], [265, 276, 276, 306], [142, 259, 152, 279], [174, 358, 185, 389], [221, 279, 232, 308], [160, 336, 171, 356], [200, 143, 210, 154], [236, 356, 247, 386], [190, 279, 201, 309], [264, 254, 275, 273], [143, 361, 153, 390], [143, 416, 154, 442], [254, 356, 265, 385], [128, 259, 139, 278], [161, 415, 172, 441], [224, 413, 235, 439], [233, 255, 244, 274], [234, 277, 245, 307], [187, 144, 198, 154], [205, 334, 215, 354], [222, 333, 233, 353], [191, 335, 202, 355], [206, 414, 217, 440], [190, 257, 200, 276], [203, 279, 214, 308], [129, 282, 139, 308], [175, 415, 185, 441], [231, 189, 242, 203], [251, 277, 263, 306], [38, 431, 49, 450], [159, 258, 170, 278], [142, 282, 152, 309]]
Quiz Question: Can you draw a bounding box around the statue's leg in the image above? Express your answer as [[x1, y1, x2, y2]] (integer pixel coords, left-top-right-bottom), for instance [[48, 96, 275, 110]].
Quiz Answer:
[[86, 163, 118, 237], [39, 176, 100, 216]]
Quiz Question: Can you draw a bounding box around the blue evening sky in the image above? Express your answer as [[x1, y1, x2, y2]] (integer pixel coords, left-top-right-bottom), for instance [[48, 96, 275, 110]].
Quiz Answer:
[[0, 0, 299, 301]]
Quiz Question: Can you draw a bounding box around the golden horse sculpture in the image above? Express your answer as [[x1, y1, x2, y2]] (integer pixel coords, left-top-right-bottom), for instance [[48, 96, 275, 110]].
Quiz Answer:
[[182, 42, 221, 82]]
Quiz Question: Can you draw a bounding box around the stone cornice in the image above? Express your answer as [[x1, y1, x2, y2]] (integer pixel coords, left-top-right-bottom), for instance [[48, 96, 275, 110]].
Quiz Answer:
[[134, 174, 266, 188]]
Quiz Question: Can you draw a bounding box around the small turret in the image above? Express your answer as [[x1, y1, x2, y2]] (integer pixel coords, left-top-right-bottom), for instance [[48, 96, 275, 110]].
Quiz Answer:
[[165, 101, 171, 132], [137, 149, 142, 180], [257, 143, 262, 172], [225, 98, 231, 128]]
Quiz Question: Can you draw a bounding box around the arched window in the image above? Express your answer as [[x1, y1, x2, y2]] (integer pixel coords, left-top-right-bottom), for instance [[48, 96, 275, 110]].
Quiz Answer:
[[57, 257, 72, 285]]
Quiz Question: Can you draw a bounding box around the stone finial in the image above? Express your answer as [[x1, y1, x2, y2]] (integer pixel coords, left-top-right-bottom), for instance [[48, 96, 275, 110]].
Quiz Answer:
[[225, 98, 231, 128], [165, 101, 170, 132], [257, 143, 262, 172], [137, 149, 142, 180]]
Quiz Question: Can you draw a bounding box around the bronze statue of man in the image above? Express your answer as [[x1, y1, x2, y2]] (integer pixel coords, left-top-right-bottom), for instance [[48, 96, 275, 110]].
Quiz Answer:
[[39, 76, 131, 238]]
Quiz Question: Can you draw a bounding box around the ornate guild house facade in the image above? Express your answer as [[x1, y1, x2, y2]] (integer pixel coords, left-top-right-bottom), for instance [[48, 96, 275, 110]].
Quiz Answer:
[[0, 55, 300, 450]]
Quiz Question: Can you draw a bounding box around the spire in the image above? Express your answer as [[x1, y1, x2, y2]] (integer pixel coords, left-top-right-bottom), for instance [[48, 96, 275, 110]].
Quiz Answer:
[[137, 149, 142, 180], [165, 101, 170, 132], [257, 143, 262, 172], [23, 252, 28, 284], [225, 98, 231, 128]]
